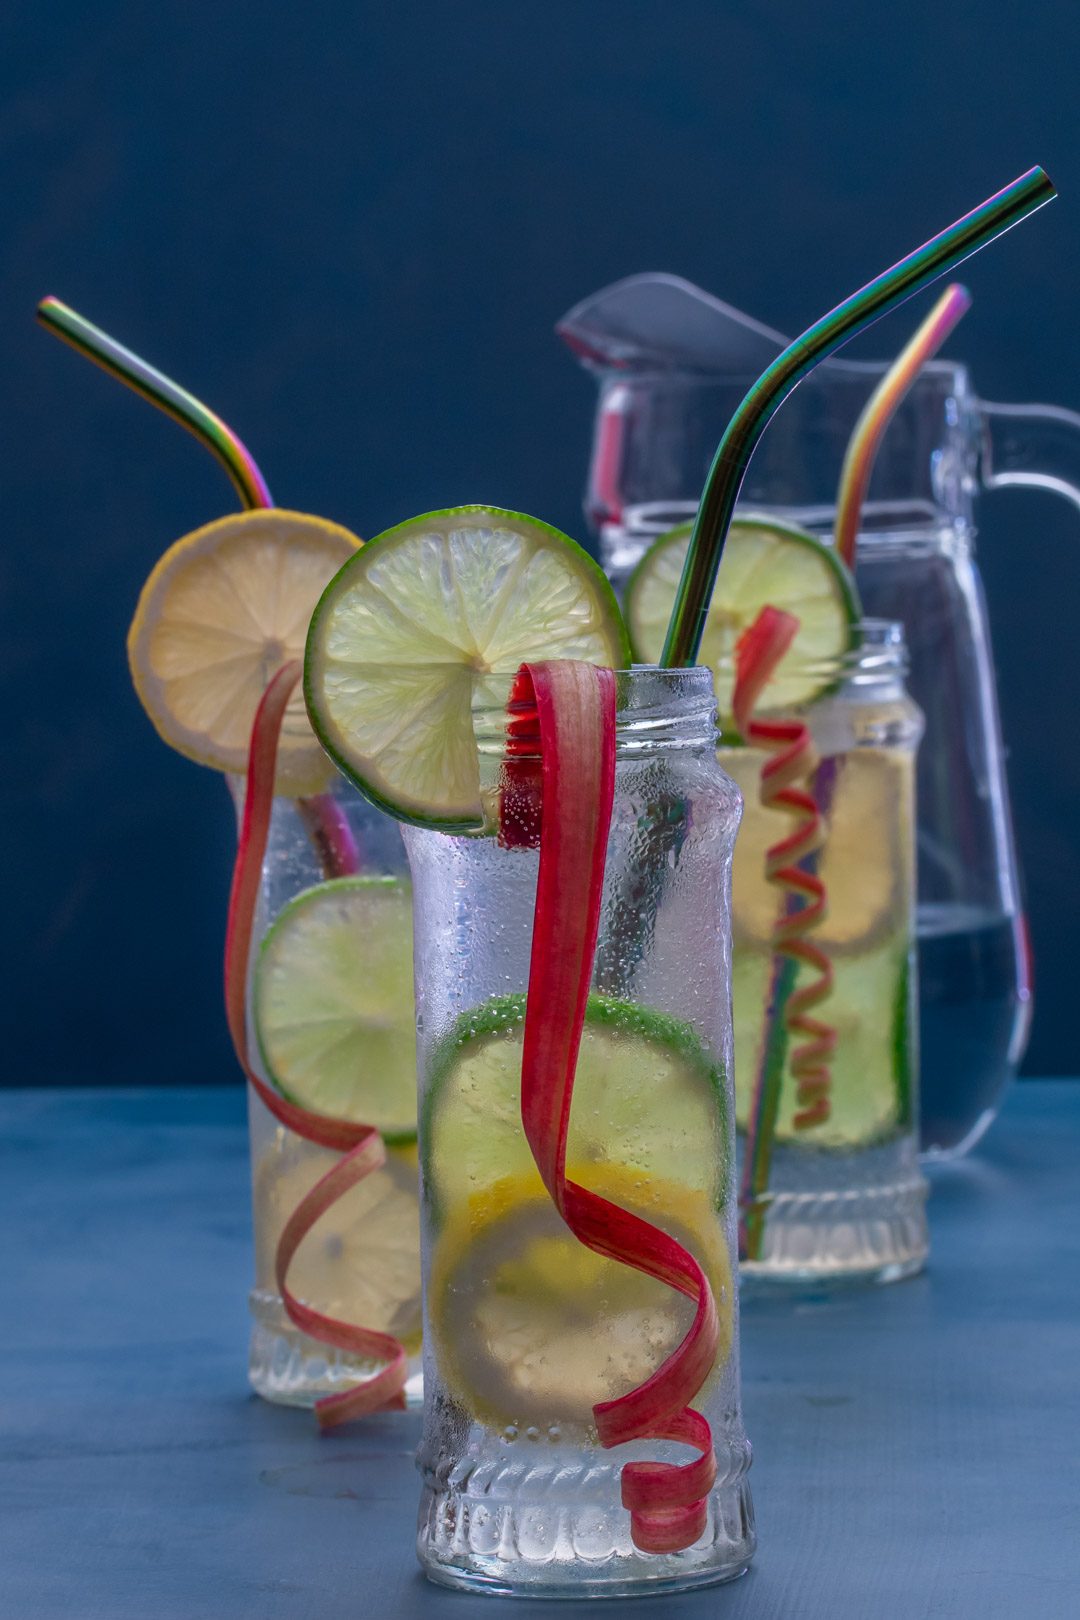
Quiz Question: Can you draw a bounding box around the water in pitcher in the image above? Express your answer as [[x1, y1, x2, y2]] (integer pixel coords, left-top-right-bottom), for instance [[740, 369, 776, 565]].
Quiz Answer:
[[917, 902, 1032, 1156]]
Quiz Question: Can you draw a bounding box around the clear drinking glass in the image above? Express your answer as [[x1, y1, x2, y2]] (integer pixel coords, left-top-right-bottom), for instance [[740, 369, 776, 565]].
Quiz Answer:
[[232, 778, 424, 1408], [561, 276, 1078, 1154], [405, 667, 754, 1599], [719, 622, 926, 1284]]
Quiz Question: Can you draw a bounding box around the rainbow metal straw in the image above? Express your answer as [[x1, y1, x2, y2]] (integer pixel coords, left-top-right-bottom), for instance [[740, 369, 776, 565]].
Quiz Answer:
[[660, 166, 1056, 667], [36, 296, 272, 511], [834, 283, 973, 568]]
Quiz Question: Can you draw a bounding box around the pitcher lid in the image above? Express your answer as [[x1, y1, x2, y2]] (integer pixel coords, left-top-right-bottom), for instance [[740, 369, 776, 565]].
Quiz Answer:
[[556, 272, 789, 375]]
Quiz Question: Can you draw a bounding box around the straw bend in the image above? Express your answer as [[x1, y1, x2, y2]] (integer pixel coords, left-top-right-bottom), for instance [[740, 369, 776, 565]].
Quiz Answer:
[[36, 295, 272, 511], [661, 165, 1056, 667]]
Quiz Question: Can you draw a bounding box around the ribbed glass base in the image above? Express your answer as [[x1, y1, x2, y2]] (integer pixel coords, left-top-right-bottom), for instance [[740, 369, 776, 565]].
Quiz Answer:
[[247, 1288, 423, 1407]]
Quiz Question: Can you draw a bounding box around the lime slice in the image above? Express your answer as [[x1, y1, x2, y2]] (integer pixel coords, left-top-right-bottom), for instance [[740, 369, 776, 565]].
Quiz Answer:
[[252, 1138, 422, 1349], [732, 939, 912, 1148], [253, 876, 416, 1141], [624, 517, 860, 725], [128, 509, 361, 795], [304, 506, 630, 830], [422, 993, 728, 1222], [428, 1166, 733, 1430]]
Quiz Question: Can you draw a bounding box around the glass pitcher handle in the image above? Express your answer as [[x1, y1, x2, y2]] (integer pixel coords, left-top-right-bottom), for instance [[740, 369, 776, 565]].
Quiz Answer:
[[980, 400, 1080, 512]]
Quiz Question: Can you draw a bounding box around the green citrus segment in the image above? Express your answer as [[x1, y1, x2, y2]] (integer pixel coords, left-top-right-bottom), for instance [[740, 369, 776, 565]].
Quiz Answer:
[[428, 1167, 733, 1430], [253, 876, 417, 1140], [303, 507, 630, 830], [624, 517, 860, 725], [422, 993, 728, 1221], [253, 1139, 421, 1349], [127, 509, 361, 795], [732, 940, 912, 1149]]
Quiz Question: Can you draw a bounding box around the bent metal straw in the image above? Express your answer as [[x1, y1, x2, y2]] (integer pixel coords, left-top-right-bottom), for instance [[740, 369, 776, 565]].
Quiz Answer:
[[660, 165, 1056, 667], [37, 298, 272, 510], [736, 290, 976, 1257], [731, 609, 836, 1261], [834, 283, 973, 568]]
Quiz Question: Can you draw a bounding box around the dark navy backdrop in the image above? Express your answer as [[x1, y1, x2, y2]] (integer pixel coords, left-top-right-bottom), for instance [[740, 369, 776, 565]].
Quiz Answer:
[[2, 1, 1078, 1083]]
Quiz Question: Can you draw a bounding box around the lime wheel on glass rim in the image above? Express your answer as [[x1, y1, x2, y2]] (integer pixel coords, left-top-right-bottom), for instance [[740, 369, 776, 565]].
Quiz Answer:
[[303, 505, 629, 829], [624, 515, 860, 729]]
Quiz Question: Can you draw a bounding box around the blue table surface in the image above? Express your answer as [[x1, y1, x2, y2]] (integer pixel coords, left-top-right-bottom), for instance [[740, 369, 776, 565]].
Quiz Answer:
[[1, 1082, 1078, 1620]]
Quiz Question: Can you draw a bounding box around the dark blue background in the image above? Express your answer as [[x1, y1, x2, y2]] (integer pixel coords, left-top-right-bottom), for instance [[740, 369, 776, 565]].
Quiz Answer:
[[3, 1, 1078, 1083]]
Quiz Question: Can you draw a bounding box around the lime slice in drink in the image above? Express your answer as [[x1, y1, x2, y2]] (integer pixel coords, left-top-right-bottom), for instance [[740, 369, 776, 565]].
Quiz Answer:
[[304, 506, 630, 830], [128, 509, 361, 795], [732, 942, 913, 1148], [428, 1166, 733, 1430], [253, 1139, 422, 1349], [624, 517, 860, 725], [422, 993, 728, 1222], [253, 876, 416, 1141]]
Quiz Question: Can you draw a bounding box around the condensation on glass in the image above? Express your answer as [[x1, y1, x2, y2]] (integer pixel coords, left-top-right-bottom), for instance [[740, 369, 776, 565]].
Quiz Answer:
[[405, 667, 754, 1599]]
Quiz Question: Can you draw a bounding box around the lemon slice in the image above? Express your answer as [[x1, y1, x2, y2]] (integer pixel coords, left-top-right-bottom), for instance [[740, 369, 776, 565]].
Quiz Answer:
[[422, 994, 728, 1222], [624, 517, 860, 727], [253, 1136, 421, 1349], [128, 509, 360, 794], [304, 506, 630, 830], [428, 1166, 733, 1430], [253, 876, 416, 1140], [722, 747, 912, 952]]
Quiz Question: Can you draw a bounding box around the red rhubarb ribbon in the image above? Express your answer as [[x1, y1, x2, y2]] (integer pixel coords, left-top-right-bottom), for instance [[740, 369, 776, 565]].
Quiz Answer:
[[512, 660, 720, 1556], [223, 660, 407, 1426], [733, 607, 837, 1140]]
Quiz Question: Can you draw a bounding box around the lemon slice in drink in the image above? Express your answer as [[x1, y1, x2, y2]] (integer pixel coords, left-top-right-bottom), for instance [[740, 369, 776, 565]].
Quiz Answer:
[[723, 747, 913, 952], [304, 506, 630, 830], [625, 517, 860, 726], [422, 994, 728, 1223], [428, 1166, 733, 1430], [252, 1138, 422, 1348], [253, 876, 416, 1141], [128, 509, 360, 795]]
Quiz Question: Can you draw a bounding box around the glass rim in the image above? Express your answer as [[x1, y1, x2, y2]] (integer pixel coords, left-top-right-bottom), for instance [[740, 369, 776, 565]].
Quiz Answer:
[[601, 356, 972, 391], [472, 664, 718, 755], [711, 618, 908, 681]]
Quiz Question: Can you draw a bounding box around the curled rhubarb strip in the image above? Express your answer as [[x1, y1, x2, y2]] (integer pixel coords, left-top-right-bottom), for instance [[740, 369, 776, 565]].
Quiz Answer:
[[514, 660, 719, 1556], [295, 792, 362, 877], [733, 609, 838, 1259], [224, 660, 407, 1424]]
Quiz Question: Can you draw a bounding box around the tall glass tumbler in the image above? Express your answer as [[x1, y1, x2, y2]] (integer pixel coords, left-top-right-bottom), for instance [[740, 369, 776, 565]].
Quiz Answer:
[[405, 667, 754, 1599], [720, 622, 927, 1285], [235, 777, 424, 1407]]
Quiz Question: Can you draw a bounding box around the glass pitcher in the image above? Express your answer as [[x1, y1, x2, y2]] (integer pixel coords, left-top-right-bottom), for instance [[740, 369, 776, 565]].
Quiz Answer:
[[560, 274, 1079, 1157]]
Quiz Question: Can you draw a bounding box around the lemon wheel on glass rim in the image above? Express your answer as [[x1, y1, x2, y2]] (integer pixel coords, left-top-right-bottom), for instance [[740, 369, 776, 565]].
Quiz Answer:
[[128, 508, 360, 795]]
